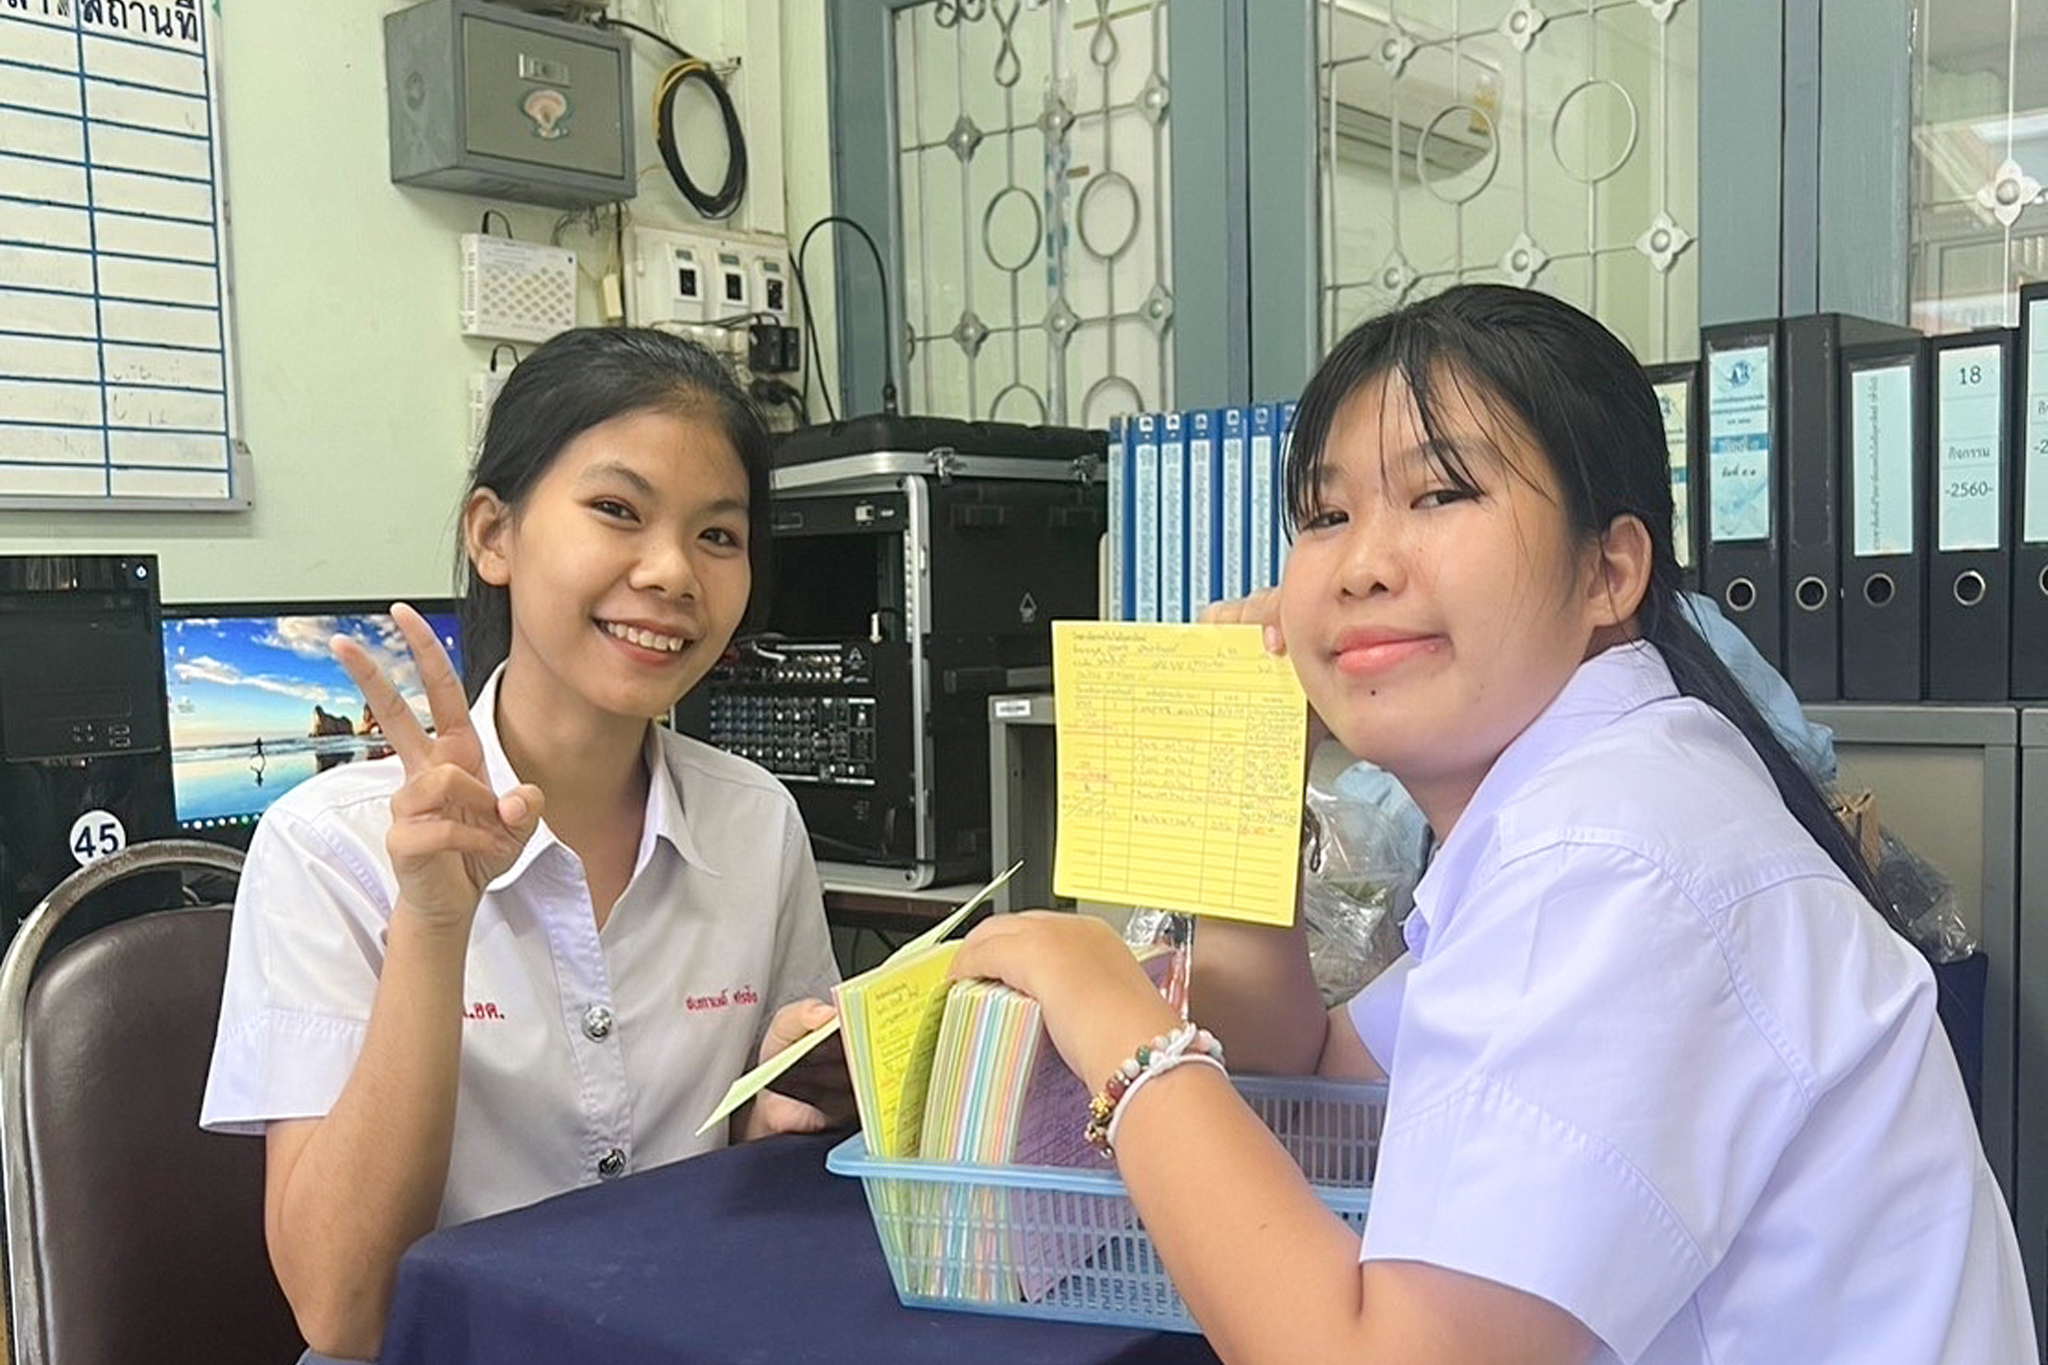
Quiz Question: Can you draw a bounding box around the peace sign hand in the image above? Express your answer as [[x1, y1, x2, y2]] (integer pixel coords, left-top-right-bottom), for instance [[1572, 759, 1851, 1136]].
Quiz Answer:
[[331, 603, 544, 934]]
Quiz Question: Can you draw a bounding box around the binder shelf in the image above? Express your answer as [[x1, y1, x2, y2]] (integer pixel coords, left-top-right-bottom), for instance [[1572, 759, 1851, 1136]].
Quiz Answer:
[[827, 1075, 1384, 1332]]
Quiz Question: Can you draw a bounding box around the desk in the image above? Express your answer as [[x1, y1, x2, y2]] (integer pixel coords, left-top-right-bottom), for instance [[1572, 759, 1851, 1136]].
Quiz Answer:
[[822, 881, 983, 932], [822, 881, 990, 973], [381, 1134, 1221, 1365]]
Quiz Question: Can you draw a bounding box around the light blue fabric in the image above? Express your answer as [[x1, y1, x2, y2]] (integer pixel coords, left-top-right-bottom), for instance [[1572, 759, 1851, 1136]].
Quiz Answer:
[[1678, 591, 1836, 784], [1328, 590, 1837, 831]]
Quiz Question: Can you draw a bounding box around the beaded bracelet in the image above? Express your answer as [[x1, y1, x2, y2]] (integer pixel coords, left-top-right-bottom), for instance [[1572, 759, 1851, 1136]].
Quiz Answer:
[[1085, 1023, 1226, 1157]]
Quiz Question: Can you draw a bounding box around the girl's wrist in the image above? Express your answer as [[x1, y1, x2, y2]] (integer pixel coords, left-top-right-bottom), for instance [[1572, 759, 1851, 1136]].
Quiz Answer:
[[1077, 993, 1184, 1095], [1086, 1022, 1228, 1156], [389, 896, 479, 951]]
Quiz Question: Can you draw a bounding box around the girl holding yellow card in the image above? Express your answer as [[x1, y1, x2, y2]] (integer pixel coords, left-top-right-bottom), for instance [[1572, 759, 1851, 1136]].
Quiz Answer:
[[952, 285, 2035, 1364]]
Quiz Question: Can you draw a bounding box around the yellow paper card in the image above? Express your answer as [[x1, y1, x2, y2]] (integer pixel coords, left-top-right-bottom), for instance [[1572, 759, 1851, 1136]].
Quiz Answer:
[[692, 1015, 841, 1137], [847, 941, 960, 1157], [1052, 621, 1305, 925], [692, 861, 1020, 1136]]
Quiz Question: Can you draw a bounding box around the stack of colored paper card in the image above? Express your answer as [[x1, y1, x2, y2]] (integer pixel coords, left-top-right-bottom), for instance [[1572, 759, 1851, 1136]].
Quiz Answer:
[[836, 937, 961, 1160], [913, 944, 1174, 1303], [693, 862, 1019, 1140]]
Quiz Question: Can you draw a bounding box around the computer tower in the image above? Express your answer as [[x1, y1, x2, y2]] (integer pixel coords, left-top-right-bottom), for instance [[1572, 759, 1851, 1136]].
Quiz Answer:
[[675, 417, 1106, 890], [0, 556, 178, 941]]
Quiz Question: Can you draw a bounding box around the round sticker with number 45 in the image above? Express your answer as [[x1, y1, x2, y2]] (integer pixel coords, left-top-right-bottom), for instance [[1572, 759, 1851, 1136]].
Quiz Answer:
[[67, 810, 127, 868]]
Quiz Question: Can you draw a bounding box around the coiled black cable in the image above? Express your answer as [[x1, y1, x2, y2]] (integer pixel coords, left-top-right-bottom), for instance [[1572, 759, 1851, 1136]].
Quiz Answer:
[[654, 59, 747, 220], [596, 15, 747, 220]]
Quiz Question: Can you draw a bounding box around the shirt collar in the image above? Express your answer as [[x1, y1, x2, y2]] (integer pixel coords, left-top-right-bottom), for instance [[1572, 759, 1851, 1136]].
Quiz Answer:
[[640, 720, 716, 875], [472, 663, 717, 893], [1404, 640, 1676, 954]]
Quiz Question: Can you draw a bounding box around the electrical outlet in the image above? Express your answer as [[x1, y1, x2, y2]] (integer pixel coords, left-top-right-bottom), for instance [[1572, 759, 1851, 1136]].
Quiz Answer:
[[628, 228, 798, 396], [668, 242, 706, 322], [627, 225, 719, 326], [751, 252, 791, 321], [468, 367, 512, 459], [714, 247, 750, 317]]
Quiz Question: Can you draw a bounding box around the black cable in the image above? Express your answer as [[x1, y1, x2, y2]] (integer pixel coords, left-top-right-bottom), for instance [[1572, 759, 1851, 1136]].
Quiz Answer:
[[795, 217, 891, 415], [792, 215, 899, 422], [477, 209, 513, 238], [654, 62, 748, 220], [595, 14, 690, 62], [595, 15, 747, 220], [787, 245, 834, 423], [749, 377, 808, 428]]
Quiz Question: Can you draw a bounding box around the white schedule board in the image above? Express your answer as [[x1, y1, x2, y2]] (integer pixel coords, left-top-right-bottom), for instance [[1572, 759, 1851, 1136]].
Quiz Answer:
[[0, 0, 246, 509]]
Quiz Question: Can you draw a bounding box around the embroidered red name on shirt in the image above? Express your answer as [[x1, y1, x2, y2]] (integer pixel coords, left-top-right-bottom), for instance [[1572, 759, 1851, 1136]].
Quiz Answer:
[[685, 985, 760, 1013], [462, 1002, 506, 1021]]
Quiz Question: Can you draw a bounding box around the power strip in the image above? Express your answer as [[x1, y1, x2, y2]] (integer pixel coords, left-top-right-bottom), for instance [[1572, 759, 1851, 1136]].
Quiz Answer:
[[459, 234, 577, 343], [467, 367, 513, 460]]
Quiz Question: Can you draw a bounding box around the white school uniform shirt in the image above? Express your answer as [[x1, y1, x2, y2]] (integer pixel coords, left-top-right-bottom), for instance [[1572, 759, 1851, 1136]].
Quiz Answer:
[[200, 666, 839, 1227], [1345, 641, 2036, 1365]]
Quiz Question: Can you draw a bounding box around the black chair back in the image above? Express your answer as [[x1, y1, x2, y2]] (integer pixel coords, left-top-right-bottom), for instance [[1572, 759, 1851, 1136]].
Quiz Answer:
[[1, 841, 302, 1365]]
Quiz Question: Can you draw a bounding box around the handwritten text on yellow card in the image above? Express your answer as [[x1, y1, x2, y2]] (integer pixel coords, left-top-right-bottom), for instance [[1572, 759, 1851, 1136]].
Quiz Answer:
[[1052, 622, 1305, 926], [850, 942, 959, 1157]]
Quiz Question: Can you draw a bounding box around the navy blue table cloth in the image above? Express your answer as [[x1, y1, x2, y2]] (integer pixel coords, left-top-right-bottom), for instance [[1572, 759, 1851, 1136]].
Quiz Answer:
[[380, 1133, 1224, 1365]]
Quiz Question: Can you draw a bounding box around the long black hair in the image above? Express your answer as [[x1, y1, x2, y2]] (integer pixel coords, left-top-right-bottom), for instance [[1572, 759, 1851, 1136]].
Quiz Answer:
[[1288, 284, 1900, 932], [453, 327, 774, 700]]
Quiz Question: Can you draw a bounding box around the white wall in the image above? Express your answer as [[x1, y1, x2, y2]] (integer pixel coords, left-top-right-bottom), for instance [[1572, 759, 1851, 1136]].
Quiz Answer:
[[779, 0, 842, 415], [0, 0, 802, 604]]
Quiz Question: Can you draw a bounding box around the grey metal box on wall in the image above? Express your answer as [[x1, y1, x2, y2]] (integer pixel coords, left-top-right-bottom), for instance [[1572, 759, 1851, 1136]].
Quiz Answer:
[[384, 0, 634, 210]]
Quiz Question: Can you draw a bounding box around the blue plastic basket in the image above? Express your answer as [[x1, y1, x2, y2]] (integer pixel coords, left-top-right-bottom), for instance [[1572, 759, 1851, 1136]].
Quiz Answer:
[[825, 1074, 1385, 1333]]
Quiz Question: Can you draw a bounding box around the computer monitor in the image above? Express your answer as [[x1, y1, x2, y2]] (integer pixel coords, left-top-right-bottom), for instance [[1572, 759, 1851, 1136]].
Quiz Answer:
[[160, 601, 462, 844]]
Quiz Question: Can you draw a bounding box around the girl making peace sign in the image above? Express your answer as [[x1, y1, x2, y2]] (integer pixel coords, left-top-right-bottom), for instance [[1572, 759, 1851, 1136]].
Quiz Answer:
[[201, 330, 841, 1362]]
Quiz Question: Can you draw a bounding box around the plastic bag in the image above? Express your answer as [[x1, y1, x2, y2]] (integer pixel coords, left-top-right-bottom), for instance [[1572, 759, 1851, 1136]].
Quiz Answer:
[[1118, 906, 1194, 1020], [1874, 827, 1976, 964], [1124, 763, 1424, 1008], [1834, 787, 1976, 964], [1298, 776, 1420, 1006]]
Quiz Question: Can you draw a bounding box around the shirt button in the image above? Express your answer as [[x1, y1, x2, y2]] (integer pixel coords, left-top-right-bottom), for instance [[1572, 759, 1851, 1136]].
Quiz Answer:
[[597, 1147, 626, 1179], [581, 1005, 614, 1041]]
